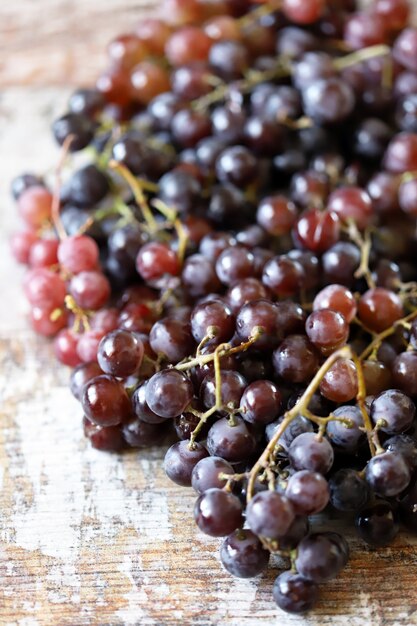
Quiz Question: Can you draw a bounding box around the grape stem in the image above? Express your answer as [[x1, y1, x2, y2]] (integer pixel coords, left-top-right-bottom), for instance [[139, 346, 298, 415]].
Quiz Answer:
[[51, 134, 75, 240], [246, 345, 374, 502], [333, 44, 391, 71], [109, 160, 158, 232], [359, 309, 417, 361]]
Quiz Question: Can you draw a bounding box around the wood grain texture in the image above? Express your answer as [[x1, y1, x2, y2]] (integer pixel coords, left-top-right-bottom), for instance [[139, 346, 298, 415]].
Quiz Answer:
[[1, 1, 417, 623], [0, 0, 154, 86]]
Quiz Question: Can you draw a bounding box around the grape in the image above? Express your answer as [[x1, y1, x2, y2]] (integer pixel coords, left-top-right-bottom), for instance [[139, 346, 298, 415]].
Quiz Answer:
[[295, 532, 346, 583], [52, 113, 94, 151], [313, 284, 357, 323], [97, 330, 144, 377], [66, 164, 109, 207], [220, 529, 270, 578], [273, 335, 319, 384], [82, 375, 132, 426], [246, 491, 295, 539], [18, 186, 53, 228], [70, 271, 111, 311], [262, 255, 305, 297], [256, 195, 297, 236], [329, 469, 369, 512], [302, 78, 355, 125], [392, 351, 417, 396], [285, 470, 329, 516], [356, 501, 399, 546], [136, 242, 180, 282], [145, 369, 193, 418], [190, 300, 235, 343], [216, 246, 255, 285], [24, 268, 67, 309], [194, 488, 243, 536], [239, 380, 282, 425], [164, 440, 208, 486], [393, 27, 417, 73], [191, 456, 234, 494], [288, 432, 334, 474], [344, 11, 388, 50], [365, 452, 410, 497], [305, 309, 349, 354], [383, 434, 417, 470], [266, 414, 314, 452], [122, 416, 168, 448], [149, 318, 195, 363], [131, 382, 166, 424], [70, 362, 103, 400], [83, 417, 124, 452], [272, 571, 319, 614], [206, 416, 256, 463], [326, 405, 364, 452], [326, 186, 373, 231], [370, 389, 416, 434]]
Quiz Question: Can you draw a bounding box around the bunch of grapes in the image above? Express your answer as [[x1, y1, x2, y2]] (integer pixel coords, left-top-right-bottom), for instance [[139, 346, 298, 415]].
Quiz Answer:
[[9, 0, 417, 614]]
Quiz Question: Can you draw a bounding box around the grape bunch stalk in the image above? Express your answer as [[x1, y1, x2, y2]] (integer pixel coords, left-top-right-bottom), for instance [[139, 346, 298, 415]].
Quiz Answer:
[[9, 0, 417, 614]]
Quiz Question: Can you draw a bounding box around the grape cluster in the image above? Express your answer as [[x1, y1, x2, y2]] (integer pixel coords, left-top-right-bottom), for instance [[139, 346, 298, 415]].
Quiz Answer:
[[10, 0, 417, 614]]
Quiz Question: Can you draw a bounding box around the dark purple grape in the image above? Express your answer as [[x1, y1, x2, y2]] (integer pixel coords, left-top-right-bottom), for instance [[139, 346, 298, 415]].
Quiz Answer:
[[399, 476, 417, 532], [145, 369, 193, 418], [70, 362, 102, 400], [326, 405, 365, 452], [201, 370, 247, 413], [329, 469, 369, 512], [82, 375, 132, 426], [273, 335, 319, 384], [83, 417, 124, 452], [149, 318, 195, 363], [164, 440, 208, 486], [191, 300, 235, 343], [365, 452, 411, 497], [356, 501, 399, 546], [383, 434, 417, 470], [370, 389, 416, 434], [194, 488, 243, 536], [131, 382, 166, 424], [272, 571, 319, 614], [122, 417, 167, 448], [266, 415, 314, 451], [285, 470, 329, 516], [277, 516, 310, 551], [288, 432, 334, 474], [295, 532, 346, 583], [239, 380, 282, 425], [191, 456, 234, 494], [246, 490, 295, 539], [206, 416, 256, 462], [97, 330, 144, 377], [220, 529, 270, 578]]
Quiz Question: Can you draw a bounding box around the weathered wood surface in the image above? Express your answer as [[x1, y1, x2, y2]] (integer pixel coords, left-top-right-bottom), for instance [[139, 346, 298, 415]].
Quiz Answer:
[[1, 2, 417, 624], [0, 0, 154, 86]]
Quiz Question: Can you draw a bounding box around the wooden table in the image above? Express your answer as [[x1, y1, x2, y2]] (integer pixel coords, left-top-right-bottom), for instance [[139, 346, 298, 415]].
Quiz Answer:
[[1, 2, 417, 624]]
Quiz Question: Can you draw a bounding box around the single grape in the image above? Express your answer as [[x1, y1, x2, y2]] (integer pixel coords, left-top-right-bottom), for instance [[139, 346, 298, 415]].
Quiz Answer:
[[194, 488, 243, 537], [82, 375, 132, 426], [206, 416, 256, 463], [356, 501, 399, 546], [285, 470, 329, 516], [288, 432, 334, 474], [145, 369, 193, 418], [97, 330, 144, 377], [370, 389, 416, 434], [164, 440, 208, 486], [295, 532, 346, 583], [220, 529, 270, 578], [365, 452, 411, 497], [191, 456, 234, 494], [272, 571, 319, 614], [329, 469, 369, 512], [326, 405, 364, 452], [246, 490, 295, 539], [239, 380, 282, 425]]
